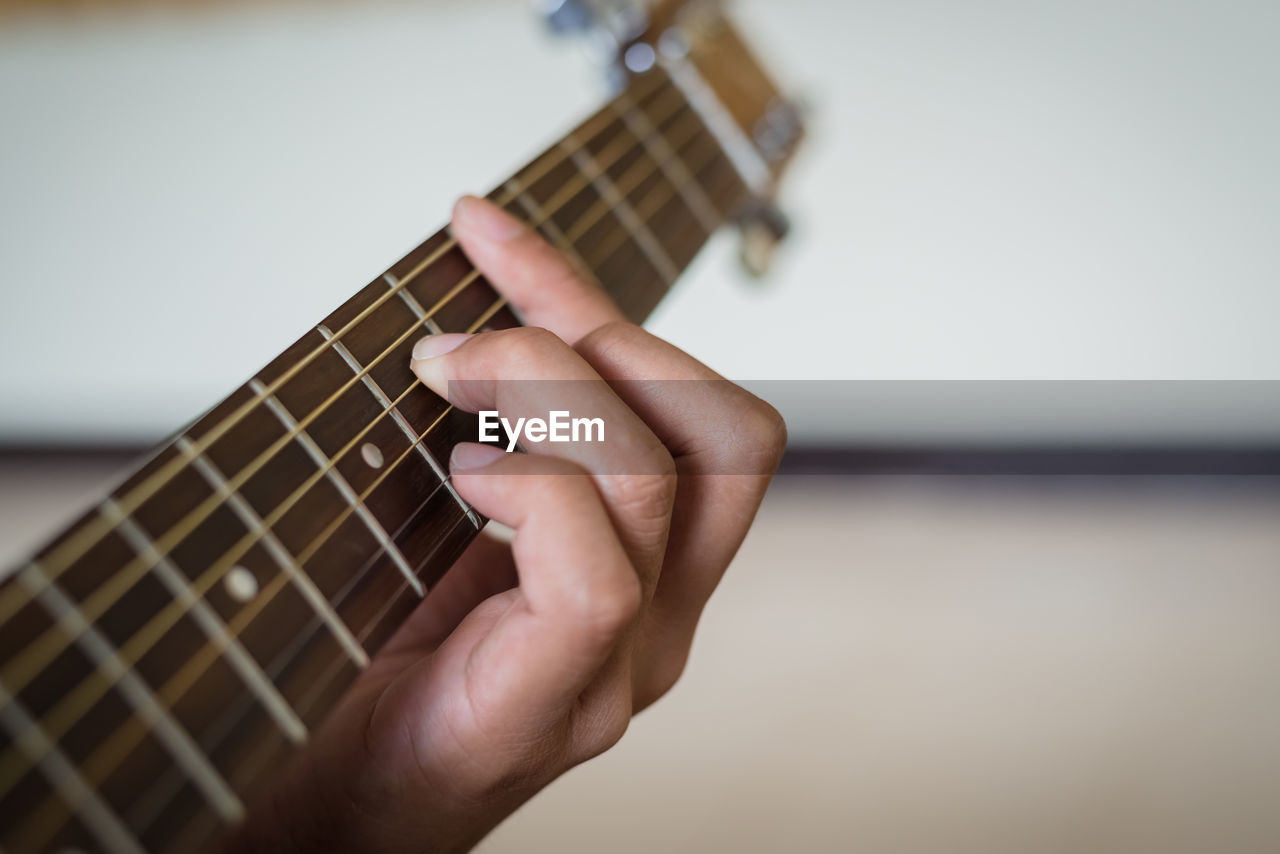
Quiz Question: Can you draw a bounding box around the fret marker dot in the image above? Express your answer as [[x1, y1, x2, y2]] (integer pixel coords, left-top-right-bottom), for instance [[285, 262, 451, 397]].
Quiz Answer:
[[624, 42, 657, 73], [225, 567, 258, 603], [361, 442, 385, 469]]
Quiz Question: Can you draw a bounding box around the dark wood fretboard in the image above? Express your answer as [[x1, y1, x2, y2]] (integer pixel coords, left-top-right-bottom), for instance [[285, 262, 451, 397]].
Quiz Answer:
[[0, 65, 749, 853]]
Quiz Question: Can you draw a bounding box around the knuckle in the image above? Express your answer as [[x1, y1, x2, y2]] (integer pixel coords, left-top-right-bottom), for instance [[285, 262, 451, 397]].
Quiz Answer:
[[578, 319, 643, 347], [504, 325, 569, 367], [573, 319, 645, 363], [639, 441, 678, 482], [609, 466, 677, 527], [733, 395, 789, 472], [522, 462, 594, 512], [577, 570, 642, 643]]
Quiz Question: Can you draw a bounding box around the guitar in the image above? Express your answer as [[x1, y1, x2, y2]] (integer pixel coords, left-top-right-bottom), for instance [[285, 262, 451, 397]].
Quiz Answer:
[[0, 1, 803, 851]]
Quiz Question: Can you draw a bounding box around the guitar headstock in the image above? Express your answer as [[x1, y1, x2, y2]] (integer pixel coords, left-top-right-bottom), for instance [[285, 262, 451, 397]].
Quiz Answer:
[[541, 0, 806, 275]]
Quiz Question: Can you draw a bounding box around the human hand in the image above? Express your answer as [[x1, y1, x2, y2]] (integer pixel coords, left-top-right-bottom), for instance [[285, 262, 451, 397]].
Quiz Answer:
[[227, 196, 785, 854]]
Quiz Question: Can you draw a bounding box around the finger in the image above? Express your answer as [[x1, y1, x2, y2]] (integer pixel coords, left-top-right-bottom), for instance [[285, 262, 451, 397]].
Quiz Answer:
[[569, 322, 787, 706], [575, 321, 784, 469], [411, 326, 676, 589], [444, 445, 640, 723], [451, 195, 625, 345]]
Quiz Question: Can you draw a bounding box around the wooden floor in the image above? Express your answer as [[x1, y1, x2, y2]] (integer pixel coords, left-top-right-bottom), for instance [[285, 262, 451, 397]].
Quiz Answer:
[[3, 460, 1278, 854]]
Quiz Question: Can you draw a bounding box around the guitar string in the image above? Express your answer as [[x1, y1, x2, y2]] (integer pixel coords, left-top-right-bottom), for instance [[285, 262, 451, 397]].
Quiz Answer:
[[125, 489, 476, 841], [125, 132, 733, 841], [0, 67, 674, 634], [25, 125, 731, 854], [0, 90, 701, 751], [150, 129, 733, 824], [0, 112, 725, 826], [0, 69, 675, 639], [0, 94, 709, 804], [0, 78, 693, 709]]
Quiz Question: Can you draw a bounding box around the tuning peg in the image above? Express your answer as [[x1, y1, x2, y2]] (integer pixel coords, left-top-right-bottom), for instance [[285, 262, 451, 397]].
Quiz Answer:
[[753, 95, 809, 164], [535, 0, 648, 42], [538, 0, 594, 34], [738, 202, 792, 279]]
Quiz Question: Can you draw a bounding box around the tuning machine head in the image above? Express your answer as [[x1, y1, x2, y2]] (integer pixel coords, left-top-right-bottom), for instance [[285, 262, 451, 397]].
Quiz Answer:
[[737, 200, 792, 279], [738, 93, 807, 277], [539, 0, 807, 280], [536, 0, 652, 89]]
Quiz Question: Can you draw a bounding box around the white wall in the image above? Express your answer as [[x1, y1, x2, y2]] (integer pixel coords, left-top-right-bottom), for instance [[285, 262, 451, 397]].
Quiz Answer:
[[1, 0, 1278, 444]]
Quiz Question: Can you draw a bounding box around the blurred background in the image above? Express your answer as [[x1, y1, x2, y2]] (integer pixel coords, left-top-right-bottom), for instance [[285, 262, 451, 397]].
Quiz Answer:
[[1, 0, 1278, 852]]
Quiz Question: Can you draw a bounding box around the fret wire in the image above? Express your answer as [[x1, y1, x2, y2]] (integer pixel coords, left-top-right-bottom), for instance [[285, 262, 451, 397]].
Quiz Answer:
[[504, 179, 595, 281], [645, 124, 746, 218], [527, 82, 685, 222], [177, 436, 371, 669], [388, 71, 670, 290], [1, 153, 680, 836], [659, 54, 773, 196], [0, 268, 481, 694], [13, 566, 244, 826], [0, 72, 691, 700], [133, 465, 473, 836], [612, 92, 723, 234], [0, 680, 144, 854], [563, 108, 706, 244], [302, 512, 475, 714], [559, 140, 680, 285], [388, 273, 445, 335], [0, 71, 719, 813], [0, 83, 680, 701], [586, 131, 725, 272], [6, 99, 689, 748], [253, 380, 425, 598], [317, 324, 479, 530], [0, 310, 516, 813], [103, 499, 309, 746], [0, 372, 439, 802], [100, 138, 711, 803], [0, 68, 675, 630], [0, 394, 462, 830], [0, 74, 677, 645], [26, 398, 468, 824]]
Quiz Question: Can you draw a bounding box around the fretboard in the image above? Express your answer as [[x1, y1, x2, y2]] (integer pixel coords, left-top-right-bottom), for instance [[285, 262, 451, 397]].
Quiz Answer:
[[0, 65, 748, 854]]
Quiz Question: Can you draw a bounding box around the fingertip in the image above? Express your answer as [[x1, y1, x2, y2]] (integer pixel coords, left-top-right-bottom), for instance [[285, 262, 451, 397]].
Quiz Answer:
[[450, 442, 507, 472], [450, 193, 625, 344], [451, 194, 483, 229], [452, 194, 523, 243], [409, 356, 448, 398], [412, 333, 470, 361]]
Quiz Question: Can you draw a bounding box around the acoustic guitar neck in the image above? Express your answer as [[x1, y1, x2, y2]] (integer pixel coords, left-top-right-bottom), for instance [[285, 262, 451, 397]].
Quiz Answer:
[[0, 4, 803, 851]]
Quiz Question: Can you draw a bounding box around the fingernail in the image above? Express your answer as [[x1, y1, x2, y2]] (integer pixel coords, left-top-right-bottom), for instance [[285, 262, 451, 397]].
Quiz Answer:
[[412, 333, 470, 361], [450, 442, 506, 471], [410, 334, 470, 397], [454, 195, 523, 242]]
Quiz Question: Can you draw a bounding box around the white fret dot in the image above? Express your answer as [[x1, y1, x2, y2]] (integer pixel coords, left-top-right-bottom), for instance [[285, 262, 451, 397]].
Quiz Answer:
[[361, 442, 385, 469], [225, 566, 259, 602], [624, 42, 657, 73]]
